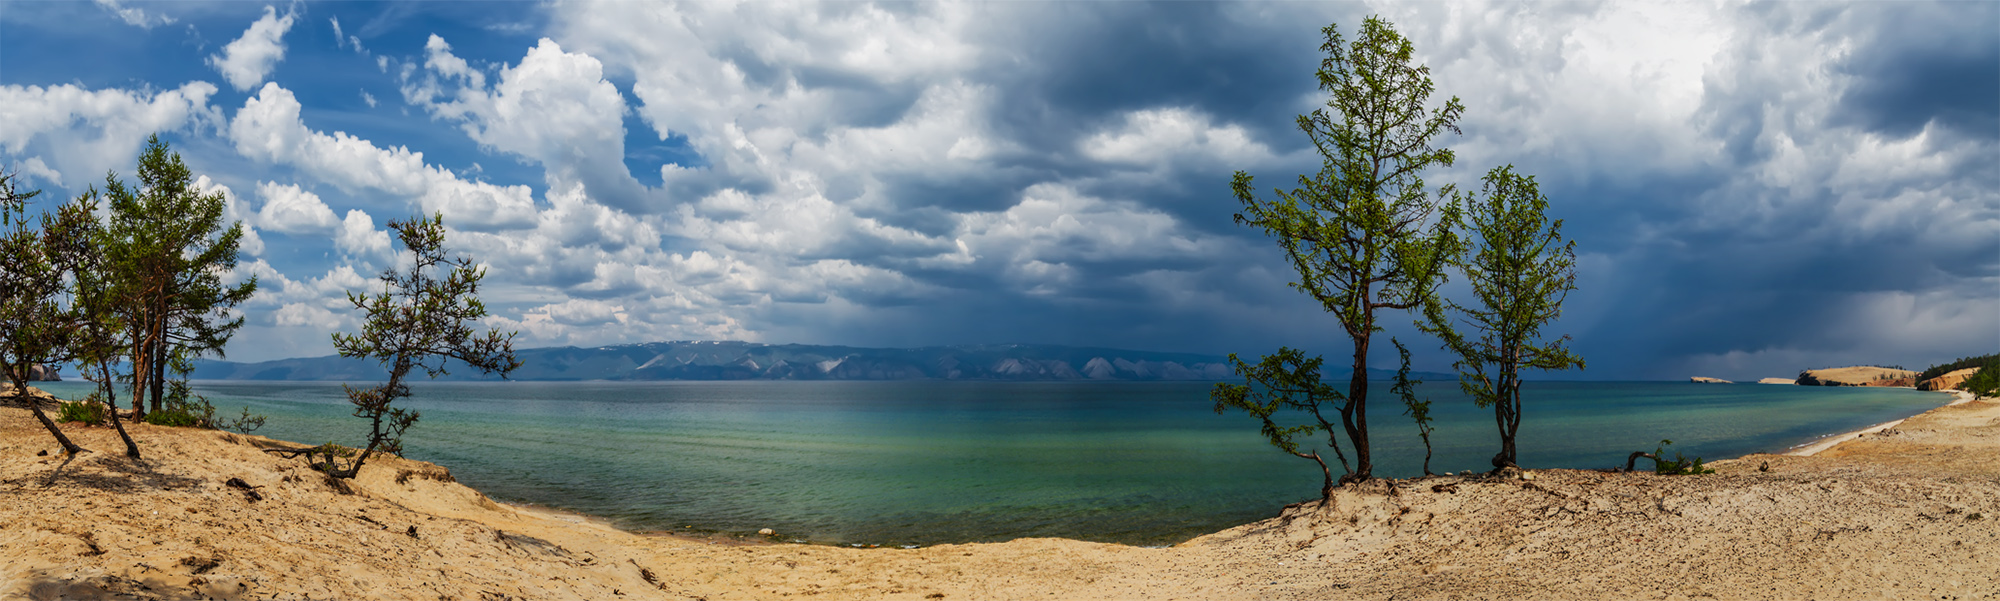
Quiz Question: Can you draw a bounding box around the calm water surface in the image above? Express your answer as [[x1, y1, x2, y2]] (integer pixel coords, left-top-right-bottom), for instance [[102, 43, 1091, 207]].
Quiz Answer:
[[35, 380, 1945, 546]]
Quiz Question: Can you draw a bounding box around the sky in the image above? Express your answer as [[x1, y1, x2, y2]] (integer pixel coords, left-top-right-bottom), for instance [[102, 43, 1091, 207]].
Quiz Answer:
[[1, 1, 1994, 381]]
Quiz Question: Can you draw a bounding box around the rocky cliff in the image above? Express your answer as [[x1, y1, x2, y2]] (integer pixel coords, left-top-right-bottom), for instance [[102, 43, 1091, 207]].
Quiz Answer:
[[5, 365, 59, 382]]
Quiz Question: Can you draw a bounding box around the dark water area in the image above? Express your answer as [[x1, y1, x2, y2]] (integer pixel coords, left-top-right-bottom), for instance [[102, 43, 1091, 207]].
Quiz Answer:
[[34, 380, 1945, 547]]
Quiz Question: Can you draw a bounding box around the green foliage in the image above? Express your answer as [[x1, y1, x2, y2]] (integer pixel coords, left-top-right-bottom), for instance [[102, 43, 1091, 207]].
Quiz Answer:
[[1962, 365, 2000, 397], [217, 405, 268, 435], [141, 402, 207, 428], [142, 386, 216, 428], [57, 400, 106, 425], [315, 214, 519, 479], [1225, 15, 1462, 482], [1920, 353, 2000, 381], [100, 135, 256, 416], [0, 169, 89, 454], [44, 188, 144, 458], [1422, 166, 1584, 470], [1649, 440, 1714, 475], [1212, 347, 1347, 497]]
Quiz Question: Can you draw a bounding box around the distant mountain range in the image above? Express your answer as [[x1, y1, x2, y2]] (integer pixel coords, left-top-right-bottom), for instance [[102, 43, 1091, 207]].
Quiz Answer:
[[190, 340, 1456, 383]]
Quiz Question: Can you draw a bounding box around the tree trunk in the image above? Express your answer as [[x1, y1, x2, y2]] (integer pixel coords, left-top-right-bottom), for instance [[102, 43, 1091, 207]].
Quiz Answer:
[[148, 337, 166, 414], [1492, 372, 1520, 470], [1304, 451, 1335, 500], [127, 321, 148, 420], [9, 370, 86, 455], [97, 363, 140, 459], [1345, 331, 1372, 483], [1420, 434, 1434, 476]]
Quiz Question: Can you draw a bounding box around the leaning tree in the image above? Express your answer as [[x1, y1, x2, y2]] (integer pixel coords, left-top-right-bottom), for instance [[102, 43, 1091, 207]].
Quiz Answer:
[[45, 190, 145, 458], [0, 171, 87, 454], [306, 213, 519, 479]]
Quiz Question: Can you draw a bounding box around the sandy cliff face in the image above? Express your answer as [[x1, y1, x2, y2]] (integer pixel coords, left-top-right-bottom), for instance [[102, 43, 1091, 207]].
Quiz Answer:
[[1918, 367, 1980, 391], [1689, 377, 1731, 383], [1796, 366, 1917, 386]]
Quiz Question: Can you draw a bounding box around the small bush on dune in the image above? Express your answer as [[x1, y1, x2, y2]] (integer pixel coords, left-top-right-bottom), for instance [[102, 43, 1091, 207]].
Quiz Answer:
[[56, 400, 105, 425], [134, 381, 271, 431], [142, 387, 214, 428], [216, 405, 267, 434], [1626, 439, 1715, 475], [1651, 440, 1715, 475]]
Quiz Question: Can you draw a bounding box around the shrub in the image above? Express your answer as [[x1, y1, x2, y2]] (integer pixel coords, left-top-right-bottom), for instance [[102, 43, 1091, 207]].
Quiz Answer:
[[1651, 440, 1715, 475], [216, 405, 268, 434], [1625, 439, 1715, 475], [56, 400, 105, 425], [1963, 365, 2000, 397], [143, 394, 214, 428]]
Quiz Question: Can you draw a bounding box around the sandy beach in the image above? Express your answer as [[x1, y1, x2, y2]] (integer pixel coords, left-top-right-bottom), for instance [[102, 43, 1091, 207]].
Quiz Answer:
[[4, 387, 1996, 600]]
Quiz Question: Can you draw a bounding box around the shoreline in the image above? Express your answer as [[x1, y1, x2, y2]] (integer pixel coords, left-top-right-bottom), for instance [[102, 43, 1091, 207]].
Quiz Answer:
[[7, 385, 2000, 598], [487, 386, 1988, 547], [18, 380, 1973, 548], [1780, 388, 1975, 457]]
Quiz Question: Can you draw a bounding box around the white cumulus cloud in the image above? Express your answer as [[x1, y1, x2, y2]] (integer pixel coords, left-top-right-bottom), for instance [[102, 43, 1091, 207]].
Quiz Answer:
[[229, 83, 537, 230], [1081, 107, 1277, 167], [335, 209, 393, 258], [255, 181, 338, 234], [0, 81, 221, 195], [209, 6, 298, 92]]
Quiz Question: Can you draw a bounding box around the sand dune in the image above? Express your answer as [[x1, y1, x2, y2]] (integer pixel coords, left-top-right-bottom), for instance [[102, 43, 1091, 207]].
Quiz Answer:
[[3, 388, 1995, 600], [1796, 366, 1918, 387]]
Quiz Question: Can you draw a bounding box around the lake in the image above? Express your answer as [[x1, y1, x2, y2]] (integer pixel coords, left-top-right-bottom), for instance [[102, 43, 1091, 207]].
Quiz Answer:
[[33, 379, 1946, 546]]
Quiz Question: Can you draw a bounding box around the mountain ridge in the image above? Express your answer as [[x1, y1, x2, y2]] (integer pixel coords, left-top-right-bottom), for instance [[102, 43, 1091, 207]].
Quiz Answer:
[[190, 340, 1457, 383]]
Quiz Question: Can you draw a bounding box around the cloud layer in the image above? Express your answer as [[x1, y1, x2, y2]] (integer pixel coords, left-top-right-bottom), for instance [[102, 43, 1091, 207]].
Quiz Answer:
[[1, 1, 1993, 380]]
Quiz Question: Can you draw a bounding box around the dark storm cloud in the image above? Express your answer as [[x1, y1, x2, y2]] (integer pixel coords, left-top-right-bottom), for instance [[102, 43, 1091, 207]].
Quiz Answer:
[[555, 1, 1997, 378], [1832, 3, 2000, 140], [973, 2, 1337, 148], [826, 2, 1992, 376], [29, 1, 1971, 370]]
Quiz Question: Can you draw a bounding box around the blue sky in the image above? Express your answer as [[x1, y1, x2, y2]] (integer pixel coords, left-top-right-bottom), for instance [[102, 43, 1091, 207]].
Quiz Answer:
[[2, 1, 1994, 380]]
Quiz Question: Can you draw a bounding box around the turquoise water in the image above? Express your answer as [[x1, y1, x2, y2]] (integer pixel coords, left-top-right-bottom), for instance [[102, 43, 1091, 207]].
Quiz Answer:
[[34, 380, 1945, 546]]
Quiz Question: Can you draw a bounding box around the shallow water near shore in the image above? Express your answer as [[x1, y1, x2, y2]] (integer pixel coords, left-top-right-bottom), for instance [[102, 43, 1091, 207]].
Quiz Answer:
[[35, 380, 1943, 546]]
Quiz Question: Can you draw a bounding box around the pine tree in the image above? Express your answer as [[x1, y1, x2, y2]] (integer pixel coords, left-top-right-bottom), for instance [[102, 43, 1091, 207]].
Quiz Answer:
[[312, 214, 519, 479], [100, 136, 256, 418]]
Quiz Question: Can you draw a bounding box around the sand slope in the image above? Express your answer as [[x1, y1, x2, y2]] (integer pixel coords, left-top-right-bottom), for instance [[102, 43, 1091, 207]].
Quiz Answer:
[[4, 390, 1997, 600], [1797, 366, 1918, 386]]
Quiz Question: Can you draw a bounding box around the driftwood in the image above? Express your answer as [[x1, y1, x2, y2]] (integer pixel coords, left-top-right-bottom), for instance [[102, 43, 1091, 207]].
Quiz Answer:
[[1625, 451, 1661, 472], [224, 477, 263, 502]]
